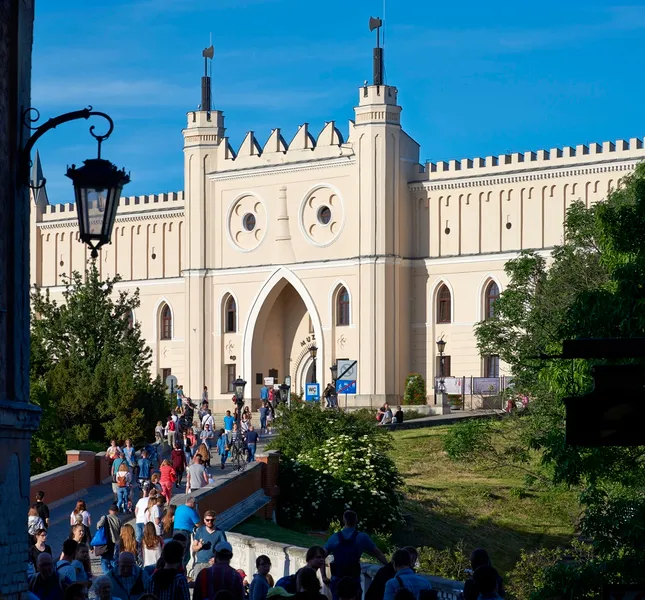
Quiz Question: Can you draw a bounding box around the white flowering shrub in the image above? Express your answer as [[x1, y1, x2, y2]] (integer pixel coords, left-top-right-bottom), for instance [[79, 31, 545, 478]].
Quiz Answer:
[[278, 432, 403, 533]]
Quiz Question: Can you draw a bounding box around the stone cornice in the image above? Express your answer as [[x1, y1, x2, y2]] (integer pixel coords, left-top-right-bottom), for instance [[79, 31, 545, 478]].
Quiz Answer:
[[409, 157, 641, 192], [37, 210, 185, 230], [209, 155, 356, 181]]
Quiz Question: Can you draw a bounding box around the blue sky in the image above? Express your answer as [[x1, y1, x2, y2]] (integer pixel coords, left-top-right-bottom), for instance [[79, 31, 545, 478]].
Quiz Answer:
[[32, 0, 645, 201]]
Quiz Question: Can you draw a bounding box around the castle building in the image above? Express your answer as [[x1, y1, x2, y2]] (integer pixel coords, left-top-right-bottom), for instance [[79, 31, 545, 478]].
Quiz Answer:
[[30, 51, 645, 411]]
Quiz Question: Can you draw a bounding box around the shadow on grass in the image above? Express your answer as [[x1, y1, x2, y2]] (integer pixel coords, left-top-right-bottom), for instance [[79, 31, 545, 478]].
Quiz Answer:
[[393, 496, 573, 576]]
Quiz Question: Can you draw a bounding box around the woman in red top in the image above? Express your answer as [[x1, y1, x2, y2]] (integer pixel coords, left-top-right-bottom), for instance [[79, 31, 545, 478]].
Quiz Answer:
[[159, 459, 177, 504], [171, 441, 187, 490]]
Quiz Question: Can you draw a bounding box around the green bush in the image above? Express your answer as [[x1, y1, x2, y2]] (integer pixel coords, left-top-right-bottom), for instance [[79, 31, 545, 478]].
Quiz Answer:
[[272, 404, 402, 534], [403, 373, 427, 405], [416, 541, 470, 581]]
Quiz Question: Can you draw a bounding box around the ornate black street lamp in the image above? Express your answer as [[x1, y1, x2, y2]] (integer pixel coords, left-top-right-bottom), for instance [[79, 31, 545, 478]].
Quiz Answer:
[[20, 107, 129, 258], [279, 382, 290, 404], [330, 362, 338, 386], [309, 345, 318, 385], [436, 337, 447, 400], [232, 376, 247, 429]]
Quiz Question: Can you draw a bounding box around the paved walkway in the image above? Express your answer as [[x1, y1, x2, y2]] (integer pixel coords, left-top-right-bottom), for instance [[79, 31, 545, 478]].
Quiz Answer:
[[44, 432, 276, 573], [388, 408, 504, 430]]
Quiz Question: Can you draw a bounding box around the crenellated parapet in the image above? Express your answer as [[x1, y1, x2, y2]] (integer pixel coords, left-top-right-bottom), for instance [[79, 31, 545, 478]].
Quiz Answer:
[[419, 137, 645, 181], [213, 120, 352, 172], [37, 191, 185, 223]]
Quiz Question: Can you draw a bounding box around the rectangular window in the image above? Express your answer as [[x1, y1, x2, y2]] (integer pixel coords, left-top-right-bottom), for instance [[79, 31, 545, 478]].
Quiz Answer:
[[226, 364, 236, 393], [255, 373, 263, 385], [268, 368, 278, 381], [436, 355, 451, 377], [484, 355, 500, 378]]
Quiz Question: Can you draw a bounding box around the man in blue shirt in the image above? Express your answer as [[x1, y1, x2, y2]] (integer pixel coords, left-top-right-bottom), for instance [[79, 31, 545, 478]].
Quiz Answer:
[[245, 425, 259, 462], [324, 511, 388, 600], [137, 450, 151, 484], [191, 510, 228, 580], [173, 497, 201, 565], [383, 549, 432, 600], [223, 410, 235, 439], [260, 385, 269, 403], [258, 403, 269, 434]]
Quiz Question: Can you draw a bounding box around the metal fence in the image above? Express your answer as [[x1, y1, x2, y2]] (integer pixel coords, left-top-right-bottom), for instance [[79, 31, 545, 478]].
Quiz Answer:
[[434, 376, 513, 410]]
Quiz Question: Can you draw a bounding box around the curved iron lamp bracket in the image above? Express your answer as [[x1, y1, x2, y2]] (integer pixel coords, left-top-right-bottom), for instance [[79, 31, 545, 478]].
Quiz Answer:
[[20, 106, 114, 189]]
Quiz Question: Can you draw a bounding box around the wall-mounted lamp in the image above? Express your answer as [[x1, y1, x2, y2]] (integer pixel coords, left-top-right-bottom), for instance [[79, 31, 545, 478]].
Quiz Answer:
[[20, 107, 130, 258]]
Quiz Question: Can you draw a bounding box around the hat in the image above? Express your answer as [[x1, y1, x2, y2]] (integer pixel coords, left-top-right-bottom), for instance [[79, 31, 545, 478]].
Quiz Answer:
[[109, 504, 119, 512], [267, 588, 295, 599], [215, 541, 233, 554]]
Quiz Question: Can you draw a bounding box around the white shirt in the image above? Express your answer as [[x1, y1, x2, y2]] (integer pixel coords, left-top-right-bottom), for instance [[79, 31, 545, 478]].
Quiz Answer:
[[150, 505, 162, 535], [135, 497, 149, 524], [69, 510, 91, 527], [142, 543, 163, 567], [202, 413, 214, 429]]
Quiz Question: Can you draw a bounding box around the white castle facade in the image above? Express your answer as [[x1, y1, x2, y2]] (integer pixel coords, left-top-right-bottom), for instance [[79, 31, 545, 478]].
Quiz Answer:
[[30, 73, 645, 411]]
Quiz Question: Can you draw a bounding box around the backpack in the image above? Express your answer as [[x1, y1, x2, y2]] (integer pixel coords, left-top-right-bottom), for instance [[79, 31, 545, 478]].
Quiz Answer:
[[56, 561, 71, 574], [275, 574, 297, 594], [330, 530, 361, 578], [168, 420, 176, 432], [117, 474, 128, 488]]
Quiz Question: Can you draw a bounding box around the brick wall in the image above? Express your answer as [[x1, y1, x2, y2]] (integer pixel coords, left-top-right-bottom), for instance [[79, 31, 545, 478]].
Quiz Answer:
[[29, 450, 107, 505], [256, 451, 279, 518]]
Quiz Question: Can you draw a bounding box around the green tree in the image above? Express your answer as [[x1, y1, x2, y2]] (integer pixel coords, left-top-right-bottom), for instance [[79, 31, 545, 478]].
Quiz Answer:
[[30, 262, 169, 473], [461, 162, 645, 597]]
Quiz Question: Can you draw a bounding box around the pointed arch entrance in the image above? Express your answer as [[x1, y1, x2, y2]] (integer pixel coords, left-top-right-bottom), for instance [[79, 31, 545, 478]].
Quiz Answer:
[[242, 267, 323, 400]]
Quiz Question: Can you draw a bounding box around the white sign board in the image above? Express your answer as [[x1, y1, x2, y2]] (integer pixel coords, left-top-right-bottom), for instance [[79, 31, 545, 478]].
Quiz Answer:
[[263, 377, 275, 386], [165, 375, 178, 394], [336, 359, 357, 381]]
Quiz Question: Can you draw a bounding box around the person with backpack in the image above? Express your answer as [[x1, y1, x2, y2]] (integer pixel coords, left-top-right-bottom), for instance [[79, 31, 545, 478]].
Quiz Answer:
[[115, 463, 133, 513], [323, 511, 388, 600], [383, 550, 431, 600], [275, 545, 326, 594], [365, 547, 418, 600], [29, 552, 72, 600], [56, 539, 79, 583]]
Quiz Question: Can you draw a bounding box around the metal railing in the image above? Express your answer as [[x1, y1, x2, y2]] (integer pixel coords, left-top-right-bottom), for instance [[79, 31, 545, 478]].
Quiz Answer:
[[434, 376, 513, 410]]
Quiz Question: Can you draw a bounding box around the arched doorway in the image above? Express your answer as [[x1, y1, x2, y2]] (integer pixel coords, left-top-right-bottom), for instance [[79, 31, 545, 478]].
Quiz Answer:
[[242, 268, 323, 400]]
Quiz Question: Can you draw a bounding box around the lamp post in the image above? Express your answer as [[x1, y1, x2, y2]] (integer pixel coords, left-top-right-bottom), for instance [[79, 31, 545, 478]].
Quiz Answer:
[[436, 337, 447, 402], [20, 107, 129, 257], [279, 383, 289, 405], [285, 375, 292, 409], [233, 377, 246, 429], [309, 345, 318, 384], [330, 362, 338, 388]]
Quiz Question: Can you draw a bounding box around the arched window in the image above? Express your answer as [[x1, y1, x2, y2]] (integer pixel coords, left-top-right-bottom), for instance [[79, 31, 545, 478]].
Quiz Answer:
[[436, 284, 451, 323], [160, 304, 172, 340], [225, 296, 237, 333], [484, 281, 500, 320], [336, 286, 350, 326], [127, 310, 135, 330]]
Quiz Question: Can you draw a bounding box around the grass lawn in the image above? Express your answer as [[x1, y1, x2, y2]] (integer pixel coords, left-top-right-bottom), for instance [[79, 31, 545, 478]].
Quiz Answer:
[[389, 426, 580, 575], [232, 516, 326, 548]]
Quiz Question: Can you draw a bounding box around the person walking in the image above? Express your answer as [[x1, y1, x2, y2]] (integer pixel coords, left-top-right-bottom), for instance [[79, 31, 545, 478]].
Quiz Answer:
[[114, 523, 139, 565], [115, 463, 133, 513], [171, 442, 187, 490], [28, 505, 46, 538], [323, 511, 388, 600], [159, 459, 177, 504], [106, 440, 121, 468], [106, 551, 149, 600], [249, 555, 272, 600], [70, 514, 91, 545], [111, 451, 127, 502], [155, 421, 164, 442], [35, 490, 50, 529], [95, 504, 122, 575], [190, 510, 228, 580], [29, 529, 52, 567], [223, 410, 235, 438], [135, 448, 152, 487], [193, 541, 244, 600], [141, 522, 164, 571], [134, 484, 152, 542], [173, 496, 201, 565], [186, 454, 209, 493], [217, 429, 229, 470], [200, 423, 215, 454], [148, 541, 190, 600], [462, 548, 505, 600], [56, 539, 79, 583], [29, 553, 72, 600], [166, 415, 177, 448], [70, 500, 92, 528], [365, 547, 418, 600], [246, 425, 259, 463], [383, 549, 432, 600], [202, 385, 209, 406], [295, 567, 327, 600], [276, 545, 326, 594]]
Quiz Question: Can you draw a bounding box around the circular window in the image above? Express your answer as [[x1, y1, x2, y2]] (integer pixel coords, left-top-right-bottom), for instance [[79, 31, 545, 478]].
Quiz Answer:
[[317, 206, 332, 225], [242, 213, 256, 232]]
